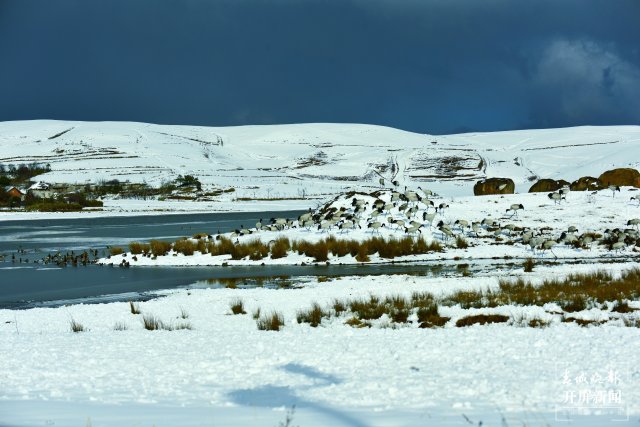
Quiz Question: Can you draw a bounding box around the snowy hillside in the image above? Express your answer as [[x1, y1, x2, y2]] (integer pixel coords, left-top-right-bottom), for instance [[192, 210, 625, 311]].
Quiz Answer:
[[1, 120, 639, 203]]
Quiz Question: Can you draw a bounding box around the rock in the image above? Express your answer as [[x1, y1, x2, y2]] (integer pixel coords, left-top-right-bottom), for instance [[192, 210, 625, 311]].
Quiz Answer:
[[473, 178, 515, 196], [570, 176, 604, 191], [598, 168, 640, 187], [528, 179, 570, 193]]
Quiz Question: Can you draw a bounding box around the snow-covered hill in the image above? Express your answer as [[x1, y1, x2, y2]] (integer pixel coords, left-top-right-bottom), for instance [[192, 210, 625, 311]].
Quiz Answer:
[[1, 120, 639, 202]]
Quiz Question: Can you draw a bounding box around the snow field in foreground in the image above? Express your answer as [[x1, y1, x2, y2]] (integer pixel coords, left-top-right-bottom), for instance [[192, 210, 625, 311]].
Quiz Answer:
[[1, 262, 639, 427]]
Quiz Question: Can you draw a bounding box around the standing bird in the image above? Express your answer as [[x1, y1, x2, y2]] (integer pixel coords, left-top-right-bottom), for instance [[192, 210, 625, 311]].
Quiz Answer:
[[609, 185, 621, 197], [540, 239, 558, 258], [367, 221, 384, 234], [506, 203, 524, 218], [627, 218, 640, 230], [548, 192, 565, 204]]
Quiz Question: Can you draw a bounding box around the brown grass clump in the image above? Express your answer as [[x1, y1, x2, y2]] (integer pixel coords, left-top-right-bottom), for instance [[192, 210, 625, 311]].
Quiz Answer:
[[129, 242, 144, 255], [293, 239, 329, 262], [270, 237, 291, 259], [142, 314, 167, 330], [129, 301, 141, 314], [344, 317, 369, 328], [206, 237, 233, 256], [196, 239, 207, 254], [416, 303, 449, 328], [455, 236, 469, 249], [332, 299, 346, 315], [230, 298, 247, 315], [173, 238, 197, 256], [256, 311, 285, 331], [348, 296, 387, 320], [230, 239, 269, 261], [296, 303, 327, 327], [109, 246, 124, 256], [70, 318, 87, 332], [150, 240, 172, 256], [455, 314, 510, 327], [355, 245, 370, 262], [528, 318, 550, 328], [561, 316, 603, 327], [523, 257, 535, 272], [611, 300, 635, 313]]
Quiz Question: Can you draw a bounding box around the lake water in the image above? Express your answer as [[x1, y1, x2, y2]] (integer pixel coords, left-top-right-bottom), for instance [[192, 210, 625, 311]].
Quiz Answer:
[[0, 211, 516, 309]]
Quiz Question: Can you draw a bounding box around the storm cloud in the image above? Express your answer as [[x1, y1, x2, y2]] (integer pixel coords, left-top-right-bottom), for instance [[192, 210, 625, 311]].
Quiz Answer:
[[0, 0, 638, 134]]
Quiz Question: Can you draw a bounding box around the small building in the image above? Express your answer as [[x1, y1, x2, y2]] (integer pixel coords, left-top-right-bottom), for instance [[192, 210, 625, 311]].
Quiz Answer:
[[28, 181, 55, 199], [4, 186, 26, 200]]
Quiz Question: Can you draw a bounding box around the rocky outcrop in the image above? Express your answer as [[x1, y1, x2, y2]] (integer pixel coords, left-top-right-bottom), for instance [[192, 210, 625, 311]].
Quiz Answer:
[[569, 176, 604, 191], [473, 178, 515, 196], [598, 168, 640, 187], [528, 179, 569, 193]]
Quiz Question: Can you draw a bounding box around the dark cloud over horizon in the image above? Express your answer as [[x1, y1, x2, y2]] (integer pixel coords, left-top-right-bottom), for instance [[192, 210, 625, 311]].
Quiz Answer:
[[1, 0, 639, 134]]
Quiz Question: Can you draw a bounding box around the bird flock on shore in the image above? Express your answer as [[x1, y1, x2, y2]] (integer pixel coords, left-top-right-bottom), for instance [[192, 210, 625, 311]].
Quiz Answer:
[[228, 183, 640, 259]]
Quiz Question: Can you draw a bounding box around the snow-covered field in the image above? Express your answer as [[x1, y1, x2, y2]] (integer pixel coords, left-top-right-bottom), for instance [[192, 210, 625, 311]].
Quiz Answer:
[[1, 263, 639, 426], [1, 120, 639, 219], [2, 121, 640, 426]]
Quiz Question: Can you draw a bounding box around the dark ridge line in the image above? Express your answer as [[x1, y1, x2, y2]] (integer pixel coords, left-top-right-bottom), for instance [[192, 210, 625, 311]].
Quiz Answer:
[[48, 127, 75, 140], [522, 140, 620, 151], [153, 131, 222, 146]]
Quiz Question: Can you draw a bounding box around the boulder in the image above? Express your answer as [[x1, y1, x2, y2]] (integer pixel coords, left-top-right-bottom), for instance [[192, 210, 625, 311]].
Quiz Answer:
[[473, 178, 515, 196], [570, 176, 604, 191], [528, 179, 570, 193], [598, 168, 640, 187]]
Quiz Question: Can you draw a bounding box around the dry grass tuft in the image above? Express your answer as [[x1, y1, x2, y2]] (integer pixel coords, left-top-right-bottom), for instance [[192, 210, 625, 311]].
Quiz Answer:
[[455, 235, 469, 249], [270, 237, 291, 259], [296, 303, 327, 327], [173, 238, 197, 256], [70, 318, 87, 332], [455, 314, 510, 327], [150, 240, 172, 256], [129, 301, 141, 315], [109, 246, 124, 256], [142, 314, 171, 331], [113, 321, 128, 331], [230, 298, 247, 315], [256, 311, 285, 331], [523, 257, 535, 272]]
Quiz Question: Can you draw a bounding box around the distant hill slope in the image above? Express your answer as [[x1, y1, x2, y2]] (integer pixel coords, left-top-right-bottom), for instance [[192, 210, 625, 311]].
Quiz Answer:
[[1, 120, 639, 198]]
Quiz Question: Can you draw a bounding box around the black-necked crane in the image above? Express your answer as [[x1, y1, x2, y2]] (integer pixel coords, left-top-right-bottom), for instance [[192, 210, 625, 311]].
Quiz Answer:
[[540, 239, 558, 258], [317, 221, 333, 233], [609, 185, 621, 197], [437, 222, 454, 241], [627, 218, 640, 229], [506, 203, 524, 217], [338, 220, 358, 233], [611, 241, 626, 253], [436, 203, 449, 215], [471, 221, 481, 237], [454, 219, 469, 232], [405, 223, 424, 235], [548, 192, 564, 204], [423, 211, 437, 226], [630, 195, 640, 205], [418, 186, 433, 197], [367, 221, 384, 234]]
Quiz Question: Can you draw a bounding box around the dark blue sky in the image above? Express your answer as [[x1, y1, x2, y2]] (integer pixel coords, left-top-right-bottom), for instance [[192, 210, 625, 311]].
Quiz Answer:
[[1, 0, 639, 134]]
